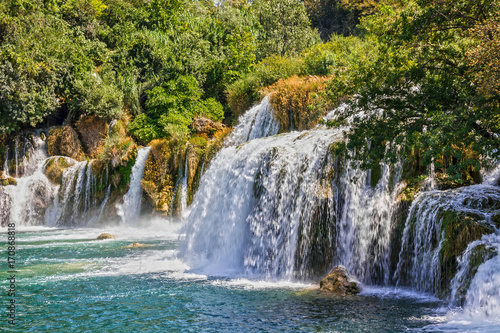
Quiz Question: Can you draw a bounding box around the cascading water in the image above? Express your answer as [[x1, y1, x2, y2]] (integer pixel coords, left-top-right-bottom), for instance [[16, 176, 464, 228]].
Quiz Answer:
[[118, 146, 151, 223], [3, 146, 9, 177], [180, 146, 189, 216], [0, 132, 114, 227], [228, 96, 280, 145], [180, 95, 500, 327], [394, 185, 500, 294], [180, 99, 404, 282], [0, 133, 58, 227], [181, 126, 344, 277]]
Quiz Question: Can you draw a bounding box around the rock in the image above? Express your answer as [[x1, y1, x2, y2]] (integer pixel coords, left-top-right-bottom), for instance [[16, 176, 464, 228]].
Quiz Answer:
[[127, 242, 150, 248], [75, 115, 108, 157], [45, 156, 76, 185], [47, 126, 83, 160], [190, 117, 225, 137], [97, 233, 116, 240], [0, 177, 17, 186], [320, 266, 361, 296]]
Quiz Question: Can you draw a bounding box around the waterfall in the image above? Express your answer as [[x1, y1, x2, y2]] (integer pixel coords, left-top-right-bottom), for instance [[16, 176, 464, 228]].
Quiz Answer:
[[335, 161, 403, 285], [394, 184, 500, 295], [0, 132, 114, 227], [180, 94, 500, 325], [14, 137, 19, 177], [180, 146, 189, 216], [3, 146, 9, 177], [228, 96, 280, 145], [119, 146, 151, 223], [1, 133, 57, 226], [181, 126, 344, 277]]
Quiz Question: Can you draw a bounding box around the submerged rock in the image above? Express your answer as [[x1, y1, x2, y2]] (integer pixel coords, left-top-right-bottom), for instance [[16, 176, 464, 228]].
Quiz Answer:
[[97, 233, 116, 240], [320, 266, 361, 296], [127, 242, 150, 248]]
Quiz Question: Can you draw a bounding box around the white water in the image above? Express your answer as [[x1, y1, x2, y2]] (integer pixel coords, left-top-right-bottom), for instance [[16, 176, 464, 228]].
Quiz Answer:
[[228, 96, 280, 145], [181, 98, 405, 282], [180, 97, 500, 331], [181, 126, 344, 277], [1, 134, 58, 226], [3, 146, 9, 177], [0, 134, 115, 227], [180, 145, 189, 216], [118, 146, 151, 224], [336, 160, 403, 285]]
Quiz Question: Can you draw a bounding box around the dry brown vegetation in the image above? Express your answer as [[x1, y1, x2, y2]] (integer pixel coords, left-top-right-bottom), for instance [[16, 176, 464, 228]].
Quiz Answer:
[[264, 75, 333, 131]]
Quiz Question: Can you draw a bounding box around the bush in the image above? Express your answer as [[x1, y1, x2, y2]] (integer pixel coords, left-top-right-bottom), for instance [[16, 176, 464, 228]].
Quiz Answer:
[[128, 114, 161, 144], [69, 72, 124, 120], [264, 75, 333, 131], [226, 55, 304, 116]]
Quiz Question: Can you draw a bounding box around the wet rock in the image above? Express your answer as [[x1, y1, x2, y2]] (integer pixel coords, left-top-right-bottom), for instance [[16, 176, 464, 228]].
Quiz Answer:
[[45, 156, 76, 185], [190, 117, 225, 137], [75, 115, 108, 157], [0, 188, 11, 227], [0, 177, 17, 186], [320, 266, 361, 296], [47, 126, 83, 160], [97, 233, 116, 240], [127, 242, 150, 248]]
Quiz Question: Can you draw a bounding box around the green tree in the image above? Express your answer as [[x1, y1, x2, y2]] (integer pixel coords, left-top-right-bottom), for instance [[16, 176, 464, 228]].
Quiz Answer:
[[335, 0, 500, 184], [252, 0, 320, 60]]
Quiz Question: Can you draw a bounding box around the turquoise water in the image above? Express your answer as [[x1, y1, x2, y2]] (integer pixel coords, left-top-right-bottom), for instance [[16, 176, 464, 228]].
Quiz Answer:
[[0, 222, 484, 332]]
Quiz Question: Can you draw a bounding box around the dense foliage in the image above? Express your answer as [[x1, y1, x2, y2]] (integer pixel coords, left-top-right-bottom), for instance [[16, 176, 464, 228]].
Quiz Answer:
[[0, 0, 317, 135], [333, 0, 500, 185], [1, 0, 498, 184]]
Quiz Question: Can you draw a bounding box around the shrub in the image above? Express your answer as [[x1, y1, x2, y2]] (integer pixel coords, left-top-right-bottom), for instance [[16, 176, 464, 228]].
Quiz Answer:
[[226, 55, 304, 116], [264, 75, 333, 131], [69, 72, 124, 120]]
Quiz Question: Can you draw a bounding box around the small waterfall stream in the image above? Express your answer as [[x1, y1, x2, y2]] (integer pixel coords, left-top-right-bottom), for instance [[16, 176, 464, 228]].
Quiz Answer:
[[118, 146, 151, 224], [3, 146, 9, 177]]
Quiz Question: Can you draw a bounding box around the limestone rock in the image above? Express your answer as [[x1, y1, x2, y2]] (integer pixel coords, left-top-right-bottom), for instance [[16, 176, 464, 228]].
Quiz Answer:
[[75, 115, 108, 157], [0, 177, 17, 186], [45, 157, 76, 185], [97, 233, 116, 240], [47, 126, 83, 160], [127, 242, 150, 248], [190, 117, 225, 137], [320, 266, 361, 296]]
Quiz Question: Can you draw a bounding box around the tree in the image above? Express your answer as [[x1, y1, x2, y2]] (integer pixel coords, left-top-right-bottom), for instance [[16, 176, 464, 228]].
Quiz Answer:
[[252, 0, 320, 60], [335, 0, 500, 184]]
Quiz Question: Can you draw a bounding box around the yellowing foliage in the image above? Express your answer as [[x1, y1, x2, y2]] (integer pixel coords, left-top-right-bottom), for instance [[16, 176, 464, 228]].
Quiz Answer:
[[264, 75, 333, 131]]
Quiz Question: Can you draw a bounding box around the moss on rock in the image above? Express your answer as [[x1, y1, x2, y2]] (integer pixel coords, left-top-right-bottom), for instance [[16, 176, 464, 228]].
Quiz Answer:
[[75, 115, 108, 157], [438, 210, 495, 297], [47, 126, 83, 160], [44, 157, 76, 185], [0, 177, 17, 186]]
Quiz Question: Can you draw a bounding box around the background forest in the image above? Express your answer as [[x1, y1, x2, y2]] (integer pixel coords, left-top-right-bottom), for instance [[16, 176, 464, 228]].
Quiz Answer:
[[1, 0, 499, 185]]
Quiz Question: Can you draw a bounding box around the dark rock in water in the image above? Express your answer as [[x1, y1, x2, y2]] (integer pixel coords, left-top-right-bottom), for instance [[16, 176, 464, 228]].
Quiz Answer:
[[127, 242, 149, 248], [320, 266, 361, 296], [97, 233, 116, 240]]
